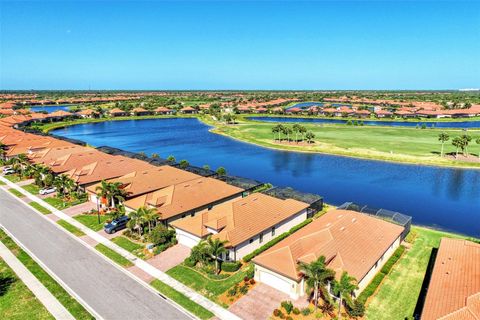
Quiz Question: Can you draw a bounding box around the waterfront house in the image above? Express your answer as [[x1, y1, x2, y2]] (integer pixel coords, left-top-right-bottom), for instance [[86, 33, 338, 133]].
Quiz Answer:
[[109, 108, 127, 117], [171, 193, 309, 260], [420, 238, 480, 320], [354, 109, 371, 118], [179, 106, 198, 114], [48, 110, 75, 121], [86, 165, 201, 204], [374, 109, 393, 118], [155, 107, 174, 115], [131, 107, 153, 116], [77, 109, 99, 118], [252, 209, 404, 299], [124, 177, 244, 224]]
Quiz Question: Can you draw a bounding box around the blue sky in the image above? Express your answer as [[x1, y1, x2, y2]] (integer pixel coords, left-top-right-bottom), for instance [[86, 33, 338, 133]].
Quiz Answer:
[[1, 1, 479, 90]]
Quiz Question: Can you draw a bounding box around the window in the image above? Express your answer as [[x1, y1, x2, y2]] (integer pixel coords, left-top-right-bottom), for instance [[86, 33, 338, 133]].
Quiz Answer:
[[249, 238, 254, 244], [259, 233, 263, 243], [271, 227, 275, 236], [225, 251, 230, 261]]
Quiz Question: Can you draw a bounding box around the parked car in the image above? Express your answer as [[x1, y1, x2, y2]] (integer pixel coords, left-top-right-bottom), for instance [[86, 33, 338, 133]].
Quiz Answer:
[[39, 186, 56, 195], [104, 215, 130, 234], [3, 167, 15, 175]]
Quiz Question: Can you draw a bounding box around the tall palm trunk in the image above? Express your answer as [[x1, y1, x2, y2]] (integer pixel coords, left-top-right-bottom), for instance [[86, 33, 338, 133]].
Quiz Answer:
[[338, 296, 342, 319], [441, 143, 444, 157], [314, 282, 319, 310]]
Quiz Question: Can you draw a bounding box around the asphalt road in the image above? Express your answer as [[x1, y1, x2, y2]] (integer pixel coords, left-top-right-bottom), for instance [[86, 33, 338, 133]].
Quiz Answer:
[[0, 189, 191, 320]]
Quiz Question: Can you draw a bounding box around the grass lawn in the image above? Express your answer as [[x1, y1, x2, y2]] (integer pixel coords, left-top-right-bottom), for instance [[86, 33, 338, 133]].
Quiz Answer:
[[150, 279, 214, 320], [166, 264, 252, 301], [212, 118, 480, 168], [57, 220, 85, 237], [22, 184, 40, 195], [43, 196, 86, 210], [95, 244, 133, 267], [4, 174, 22, 183], [73, 214, 109, 231], [111, 236, 145, 259], [0, 180, 6, 185], [365, 227, 474, 320], [0, 257, 54, 320], [8, 188, 24, 198], [0, 230, 93, 320], [28, 202, 52, 215]]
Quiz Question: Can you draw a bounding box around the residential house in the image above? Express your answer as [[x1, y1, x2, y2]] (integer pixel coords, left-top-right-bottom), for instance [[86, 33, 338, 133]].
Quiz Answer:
[[131, 107, 153, 116], [109, 108, 128, 117], [155, 107, 174, 115]]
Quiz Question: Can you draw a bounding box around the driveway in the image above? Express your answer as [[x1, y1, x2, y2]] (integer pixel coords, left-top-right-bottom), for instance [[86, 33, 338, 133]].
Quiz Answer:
[[0, 189, 191, 320], [63, 201, 97, 217], [229, 283, 309, 320], [147, 244, 190, 272]]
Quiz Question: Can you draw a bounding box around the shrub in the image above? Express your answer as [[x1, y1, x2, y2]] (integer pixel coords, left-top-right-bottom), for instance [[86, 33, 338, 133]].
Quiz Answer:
[[221, 261, 242, 272], [286, 317, 293, 320], [380, 245, 405, 275], [281, 301, 293, 315], [148, 225, 175, 246], [273, 309, 281, 317], [227, 285, 238, 297], [405, 230, 418, 243], [347, 300, 365, 318], [292, 307, 300, 315], [244, 276, 250, 282], [246, 267, 254, 280], [239, 285, 249, 295], [249, 278, 255, 285], [301, 307, 311, 316], [184, 256, 196, 267]]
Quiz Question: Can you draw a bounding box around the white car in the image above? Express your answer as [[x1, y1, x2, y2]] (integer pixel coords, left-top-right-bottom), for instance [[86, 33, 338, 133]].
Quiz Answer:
[[2, 168, 15, 175], [39, 187, 56, 195]]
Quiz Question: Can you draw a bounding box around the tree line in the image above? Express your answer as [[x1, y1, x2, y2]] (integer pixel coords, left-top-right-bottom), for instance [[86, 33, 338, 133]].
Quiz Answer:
[[438, 132, 480, 158], [271, 124, 316, 143]]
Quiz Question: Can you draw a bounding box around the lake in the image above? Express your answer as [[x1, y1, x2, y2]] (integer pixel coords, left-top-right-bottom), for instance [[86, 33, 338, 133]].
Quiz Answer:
[[30, 105, 73, 113], [52, 118, 480, 237], [249, 116, 480, 128]]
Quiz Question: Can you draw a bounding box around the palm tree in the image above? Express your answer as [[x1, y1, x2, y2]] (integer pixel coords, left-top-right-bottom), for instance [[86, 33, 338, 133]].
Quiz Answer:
[[298, 256, 336, 310], [461, 134, 472, 156], [452, 137, 462, 158], [127, 208, 146, 237], [293, 124, 300, 143], [108, 181, 126, 208], [285, 126, 293, 142], [33, 165, 53, 187], [306, 131, 315, 143], [332, 272, 358, 318], [151, 153, 159, 159], [143, 207, 159, 233], [205, 237, 227, 274], [54, 174, 75, 197], [299, 125, 307, 141], [272, 125, 280, 141], [167, 155, 176, 164], [438, 132, 449, 157], [95, 180, 111, 208]]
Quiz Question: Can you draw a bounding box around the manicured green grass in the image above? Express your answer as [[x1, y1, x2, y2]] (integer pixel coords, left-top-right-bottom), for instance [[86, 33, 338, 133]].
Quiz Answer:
[[0, 229, 93, 320], [150, 279, 214, 320], [0, 257, 54, 320], [57, 220, 85, 237], [43, 196, 86, 210], [0, 180, 6, 185], [22, 184, 40, 195], [212, 118, 480, 168], [73, 214, 109, 231], [111, 236, 145, 259], [4, 174, 22, 183], [8, 188, 24, 198], [166, 264, 252, 300], [95, 243, 133, 267], [366, 227, 475, 320], [28, 202, 52, 215]]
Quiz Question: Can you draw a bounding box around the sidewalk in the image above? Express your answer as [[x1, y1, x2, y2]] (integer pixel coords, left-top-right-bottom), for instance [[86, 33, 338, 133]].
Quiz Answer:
[[0, 175, 241, 320], [0, 241, 75, 320]]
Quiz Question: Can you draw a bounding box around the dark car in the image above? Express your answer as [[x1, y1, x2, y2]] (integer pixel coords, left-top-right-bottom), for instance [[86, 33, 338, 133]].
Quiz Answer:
[[104, 215, 130, 234]]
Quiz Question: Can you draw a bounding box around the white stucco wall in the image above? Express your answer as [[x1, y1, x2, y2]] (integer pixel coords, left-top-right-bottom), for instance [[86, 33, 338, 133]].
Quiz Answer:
[[175, 228, 202, 248], [230, 209, 307, 261], [254, 264, 301, 299]]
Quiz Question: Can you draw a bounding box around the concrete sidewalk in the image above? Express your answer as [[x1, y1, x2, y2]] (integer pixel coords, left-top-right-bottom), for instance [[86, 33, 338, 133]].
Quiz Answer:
[[0, 175, 241, 320], [0, 241, 75, 320]]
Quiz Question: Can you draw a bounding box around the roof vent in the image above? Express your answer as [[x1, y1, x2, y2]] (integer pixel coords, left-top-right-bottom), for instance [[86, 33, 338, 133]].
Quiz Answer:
[[352, 218, 357, 223], [340, 227, 346, 231], [326, 223, 332, 227]]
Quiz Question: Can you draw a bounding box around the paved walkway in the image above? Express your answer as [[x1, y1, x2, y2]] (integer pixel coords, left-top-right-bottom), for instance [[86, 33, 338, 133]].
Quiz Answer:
[[0, 241, 75, 320], [0, 176, 241, 320]]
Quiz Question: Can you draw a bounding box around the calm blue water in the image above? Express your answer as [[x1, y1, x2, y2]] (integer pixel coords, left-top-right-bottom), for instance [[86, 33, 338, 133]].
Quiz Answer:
[[250, 116, 480, 129], [286, 102, 324, 110], [52, 118, 480, 237], [30, 105, 72, 113]]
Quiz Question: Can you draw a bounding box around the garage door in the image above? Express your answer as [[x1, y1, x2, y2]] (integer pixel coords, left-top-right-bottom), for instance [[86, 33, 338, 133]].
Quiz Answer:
[[259, 270, 292, 296], [176, 233, 200, 248]]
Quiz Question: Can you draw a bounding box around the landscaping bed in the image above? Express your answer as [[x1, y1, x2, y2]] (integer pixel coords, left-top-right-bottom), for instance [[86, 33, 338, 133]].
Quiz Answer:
[[43, 195, 86, 210]]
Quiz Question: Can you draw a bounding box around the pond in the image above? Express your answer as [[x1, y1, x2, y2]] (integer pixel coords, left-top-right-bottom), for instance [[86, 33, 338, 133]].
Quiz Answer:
[[249, 116, 480, 128], [52, 118, 480, 237], [30, 105, 73, 113]]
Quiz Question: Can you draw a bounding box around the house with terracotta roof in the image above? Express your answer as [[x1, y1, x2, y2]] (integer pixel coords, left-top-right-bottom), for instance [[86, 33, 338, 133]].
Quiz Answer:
[[109, 108, 127, 117], [420, 238, 480, 320], [252, 209, 404, 299], [374, 109, 393, 118], [131, 107, 153, 116], [155, 107, 174, 115], [85, 165, 201, 204], [171, 193, 309, 260], [76, 109, 99, 118], [124, 177, 244, 224], [48, 110, 75, 120], [179, 106, 198, 114]]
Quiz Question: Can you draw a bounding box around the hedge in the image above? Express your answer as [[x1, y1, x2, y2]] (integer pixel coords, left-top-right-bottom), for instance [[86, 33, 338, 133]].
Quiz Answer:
[[243, 218, 313, 262], [221, 261, 242, 272], [357, 245, 406, 304]]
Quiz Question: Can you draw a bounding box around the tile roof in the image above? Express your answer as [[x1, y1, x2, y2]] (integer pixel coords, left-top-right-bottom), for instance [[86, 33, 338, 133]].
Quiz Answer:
[[421, 238, 480, 320], [86, 166, 201, 198], [171, 193, 309, 247], [124, 177, 244, 220], [253, 209, 404, 282]]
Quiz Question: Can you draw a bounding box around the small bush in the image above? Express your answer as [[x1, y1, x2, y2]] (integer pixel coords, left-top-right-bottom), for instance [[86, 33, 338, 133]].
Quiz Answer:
[[221, 261, 241, 272], [292, 307, 300, 315], [184, 257, 196, 267], [281, 301, 293, 315], [286, 317, 293, 320], [301, 307, 311, 316], [273, 309, 281, 317], [380, 245, 405, 275], [239, 284, 249, 295], [347, 300, 365, 318], [249, 278, 255, 285], [246, 267, 254, 280], [227, 285, 238, 297]]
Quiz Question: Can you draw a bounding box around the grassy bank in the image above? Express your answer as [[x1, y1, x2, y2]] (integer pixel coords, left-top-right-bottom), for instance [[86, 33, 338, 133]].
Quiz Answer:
[[0, 257, 54, 320], [365, 227, 476, 320], [0, 229, 93, 320], [210, 118, 480, 169]]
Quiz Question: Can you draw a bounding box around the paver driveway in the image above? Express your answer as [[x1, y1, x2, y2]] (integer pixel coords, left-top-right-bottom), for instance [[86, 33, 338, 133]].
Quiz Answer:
[[148, 244, 190, 271]]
